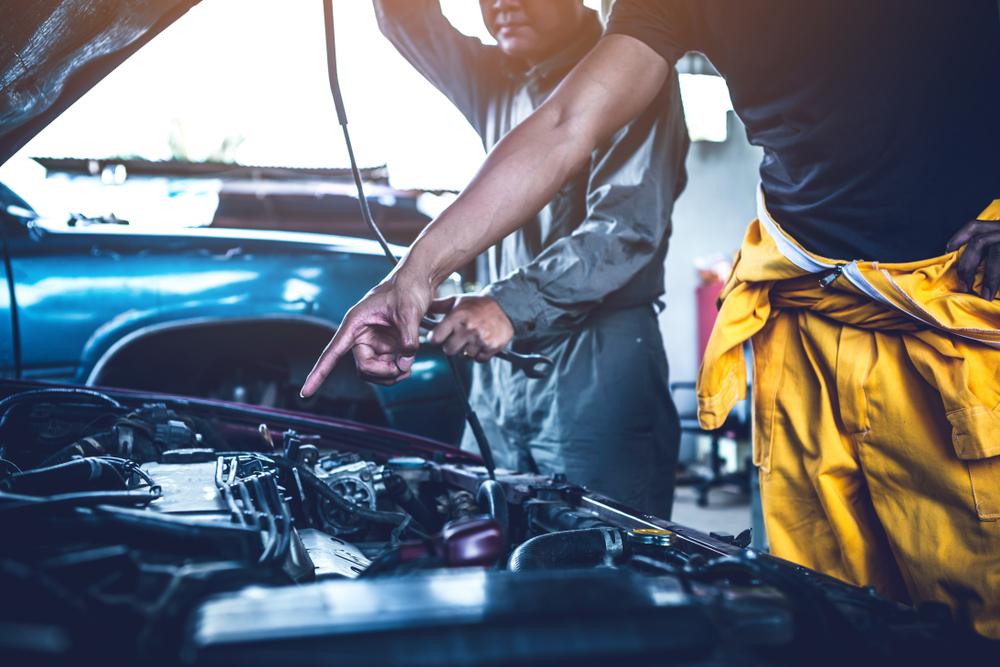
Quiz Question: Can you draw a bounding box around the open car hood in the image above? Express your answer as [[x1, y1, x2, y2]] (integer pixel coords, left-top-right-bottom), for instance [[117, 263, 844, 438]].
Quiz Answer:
[[0, 0, 200, 164]]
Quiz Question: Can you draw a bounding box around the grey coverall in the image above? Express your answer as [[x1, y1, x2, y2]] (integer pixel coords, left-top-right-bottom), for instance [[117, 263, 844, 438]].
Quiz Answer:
[[375, 1, 689, 516]]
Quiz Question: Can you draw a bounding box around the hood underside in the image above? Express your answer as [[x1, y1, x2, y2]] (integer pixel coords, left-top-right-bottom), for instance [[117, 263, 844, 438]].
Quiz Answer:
[[1, 0, 200, 165]]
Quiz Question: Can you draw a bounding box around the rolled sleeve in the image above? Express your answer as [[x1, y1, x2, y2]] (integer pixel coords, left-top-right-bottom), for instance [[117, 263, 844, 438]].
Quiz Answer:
[[604, 0, 693, 66], [485, 74, 689, 338], [373, 0, 503, 138]]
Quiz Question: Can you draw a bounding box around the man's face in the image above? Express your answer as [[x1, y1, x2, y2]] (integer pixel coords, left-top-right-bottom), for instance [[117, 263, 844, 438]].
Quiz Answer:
[[479, 0, 586, 63]]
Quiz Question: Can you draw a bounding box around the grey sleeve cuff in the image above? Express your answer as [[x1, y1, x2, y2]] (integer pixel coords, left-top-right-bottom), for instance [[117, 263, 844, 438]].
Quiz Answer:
[[482, 274, 549, 339]]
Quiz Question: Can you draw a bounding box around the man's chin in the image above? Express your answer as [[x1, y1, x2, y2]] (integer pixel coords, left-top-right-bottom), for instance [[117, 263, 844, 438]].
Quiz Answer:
[[496, 37, 544, 61]]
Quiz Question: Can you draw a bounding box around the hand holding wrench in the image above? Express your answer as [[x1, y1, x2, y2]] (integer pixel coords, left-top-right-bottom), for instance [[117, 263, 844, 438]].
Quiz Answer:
[[419, 316, 554, 379]]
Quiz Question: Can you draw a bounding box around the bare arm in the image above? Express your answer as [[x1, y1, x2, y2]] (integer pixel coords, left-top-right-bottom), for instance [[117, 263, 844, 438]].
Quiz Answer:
[[301, 35, 672, 395], [404, 35, 671, 287]]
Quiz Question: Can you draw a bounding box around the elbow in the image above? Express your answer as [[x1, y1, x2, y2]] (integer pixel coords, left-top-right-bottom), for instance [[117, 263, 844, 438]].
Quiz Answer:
[[373, 10, 393, 39], [372, 1, 402, 39], [547, 107, 600, 180]]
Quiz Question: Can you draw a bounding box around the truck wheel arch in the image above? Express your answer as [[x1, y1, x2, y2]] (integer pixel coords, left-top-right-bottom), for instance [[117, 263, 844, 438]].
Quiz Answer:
[[85, 316, 386, 424]]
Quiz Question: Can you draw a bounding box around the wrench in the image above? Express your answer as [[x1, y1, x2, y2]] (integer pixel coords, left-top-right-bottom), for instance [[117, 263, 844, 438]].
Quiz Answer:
[[420, 316, 554, 379]]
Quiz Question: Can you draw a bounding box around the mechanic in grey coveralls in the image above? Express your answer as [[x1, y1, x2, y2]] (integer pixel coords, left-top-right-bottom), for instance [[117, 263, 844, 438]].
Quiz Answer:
[[373, 0, 688, 515]]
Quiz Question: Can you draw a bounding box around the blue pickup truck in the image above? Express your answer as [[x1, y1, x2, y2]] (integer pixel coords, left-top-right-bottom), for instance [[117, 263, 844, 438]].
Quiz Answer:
[[0, 182, 464, 442]]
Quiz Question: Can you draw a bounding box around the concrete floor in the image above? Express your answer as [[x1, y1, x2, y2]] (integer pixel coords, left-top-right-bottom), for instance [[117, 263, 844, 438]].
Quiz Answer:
[[671, 485, 752, 538]]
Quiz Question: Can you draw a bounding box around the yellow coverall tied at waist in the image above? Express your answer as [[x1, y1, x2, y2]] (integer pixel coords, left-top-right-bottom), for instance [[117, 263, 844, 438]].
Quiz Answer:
[[697, 194, 1000, 637]]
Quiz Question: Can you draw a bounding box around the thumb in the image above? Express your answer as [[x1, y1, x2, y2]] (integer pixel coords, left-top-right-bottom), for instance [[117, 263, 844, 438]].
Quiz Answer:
[[300, 317, 359, 398], [427, 295, 457, 315], [395, 300, 426, 360]]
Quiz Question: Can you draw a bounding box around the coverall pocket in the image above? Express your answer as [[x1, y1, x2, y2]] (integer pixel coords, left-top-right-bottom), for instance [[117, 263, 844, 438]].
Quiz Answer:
[[945, 403, 1000, 461], [749, 314, 791, 473], [968, 455, 1000, 521]]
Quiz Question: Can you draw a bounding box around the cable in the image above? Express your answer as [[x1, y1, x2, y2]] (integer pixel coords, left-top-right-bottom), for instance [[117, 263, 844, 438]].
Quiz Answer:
[[322, 0, 394, 265], [272, 456, 415, 543], [0, 388, 125, 432], [0, 489, 160, 514], [321, 0, 497, 480]]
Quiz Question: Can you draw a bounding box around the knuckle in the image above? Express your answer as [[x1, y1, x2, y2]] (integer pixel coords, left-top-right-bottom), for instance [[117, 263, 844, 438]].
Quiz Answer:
[[968, 235, 991, 251]]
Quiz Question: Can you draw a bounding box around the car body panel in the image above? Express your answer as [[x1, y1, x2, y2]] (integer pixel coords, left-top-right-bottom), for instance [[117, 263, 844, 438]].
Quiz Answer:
[[0, 224, 15, 376], [8, 221, 393, 379], [0, 206, 465, 441]]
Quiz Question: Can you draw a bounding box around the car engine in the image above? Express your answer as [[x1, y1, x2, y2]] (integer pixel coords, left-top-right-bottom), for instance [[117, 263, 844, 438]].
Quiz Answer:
[[0, 386, 988, 666]]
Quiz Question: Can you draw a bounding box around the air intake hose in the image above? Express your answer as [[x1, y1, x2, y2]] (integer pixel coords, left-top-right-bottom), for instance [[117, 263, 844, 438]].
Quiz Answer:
[[507, 527, 626, 572], [0, 458, 125, 494], [476, 479, 508, 539]]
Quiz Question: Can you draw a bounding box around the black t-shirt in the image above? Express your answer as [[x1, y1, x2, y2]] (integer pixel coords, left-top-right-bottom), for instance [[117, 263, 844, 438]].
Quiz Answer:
[[607, 0, 1000, 262]]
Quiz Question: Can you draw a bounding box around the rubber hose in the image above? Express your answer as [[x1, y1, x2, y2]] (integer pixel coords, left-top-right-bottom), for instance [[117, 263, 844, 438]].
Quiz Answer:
[[530, 501, 607, 532], [0, 388, 125, 431], [476, 479, 509, 541], [384, 472, 442, 532], [0, 489, 160, 513], [0, 458, 124, 494], [507, 528, 625, 572], [272, 458, 413, 542]]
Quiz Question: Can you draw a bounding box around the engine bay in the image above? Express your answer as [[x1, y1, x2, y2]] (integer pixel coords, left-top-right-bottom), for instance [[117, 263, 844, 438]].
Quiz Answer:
[[0, 385, 988, 666]]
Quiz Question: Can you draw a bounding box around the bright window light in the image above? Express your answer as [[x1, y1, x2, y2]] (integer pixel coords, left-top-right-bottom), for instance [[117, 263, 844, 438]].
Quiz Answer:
[[678, 73, 734, 143]]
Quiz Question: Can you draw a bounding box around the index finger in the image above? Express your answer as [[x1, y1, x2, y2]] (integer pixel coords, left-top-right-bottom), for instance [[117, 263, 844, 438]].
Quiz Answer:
[[947, 220, 997, 252], [300, 318, 359, 398], [427, 310, 459, 347]]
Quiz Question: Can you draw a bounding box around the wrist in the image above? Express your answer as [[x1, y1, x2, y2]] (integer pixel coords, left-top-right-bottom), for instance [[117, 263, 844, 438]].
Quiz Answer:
[[391, 255, 437, 301], [399, 236, 454, 289]]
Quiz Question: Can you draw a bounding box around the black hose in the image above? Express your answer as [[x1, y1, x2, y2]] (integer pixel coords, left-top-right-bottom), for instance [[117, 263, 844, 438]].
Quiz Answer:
[[272, 457, 413, 543], [507, 528, 626, 572], [384, 471, 442, 532], [527, 500, 608, 532], [476, 479, 508, 542], [36, 438, 105, 467], [0, 489, 160, 514], [246, 477, 279, 564], [357, 547, 401, 578], [262, 474, 293, 564], [0, 457, 127, 494], [0, 504, 263, 566], [0, 388, 125, 432]]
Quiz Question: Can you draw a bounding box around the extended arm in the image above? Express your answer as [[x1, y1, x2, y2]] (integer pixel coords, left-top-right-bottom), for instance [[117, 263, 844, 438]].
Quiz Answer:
[[373, 0, 500, 135], [484, 74, 688, 336], [402, 36, 671, 289], [302, 34, 671, 394], [428, 72, 689, 360]]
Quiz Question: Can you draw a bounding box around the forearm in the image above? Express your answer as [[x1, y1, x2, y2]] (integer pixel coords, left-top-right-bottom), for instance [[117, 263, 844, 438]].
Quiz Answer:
[[490, 72, 687, 335], [402, 106, 594, 287], [301, 38, 671, 393], [396, 34, 671, 289]]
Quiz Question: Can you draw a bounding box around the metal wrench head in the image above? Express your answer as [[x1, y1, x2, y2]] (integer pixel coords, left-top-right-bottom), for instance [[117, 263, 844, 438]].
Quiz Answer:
[[497, 350, 554, 379]]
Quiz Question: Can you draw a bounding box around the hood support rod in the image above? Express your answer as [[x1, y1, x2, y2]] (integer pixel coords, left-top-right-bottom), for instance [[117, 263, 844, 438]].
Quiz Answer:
[[321, 0, 496, 479]]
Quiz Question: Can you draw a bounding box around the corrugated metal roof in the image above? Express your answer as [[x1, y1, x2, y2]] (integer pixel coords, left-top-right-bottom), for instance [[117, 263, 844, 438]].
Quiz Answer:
[[32, 157, 390, 183]]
